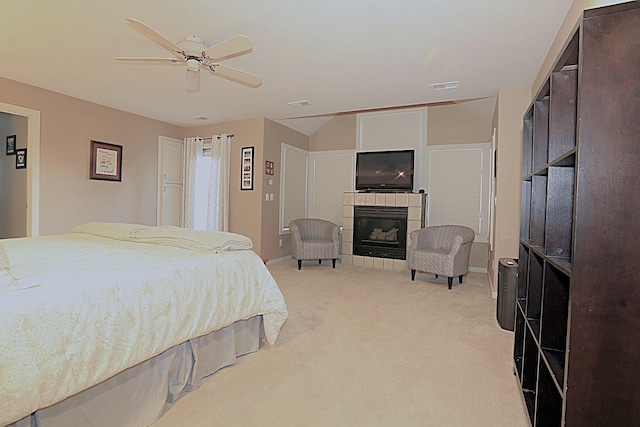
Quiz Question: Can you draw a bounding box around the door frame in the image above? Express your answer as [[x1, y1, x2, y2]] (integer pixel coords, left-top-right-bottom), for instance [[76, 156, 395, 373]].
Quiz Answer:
[[156, 135, 184, 226], [0, 102, 40, 237]]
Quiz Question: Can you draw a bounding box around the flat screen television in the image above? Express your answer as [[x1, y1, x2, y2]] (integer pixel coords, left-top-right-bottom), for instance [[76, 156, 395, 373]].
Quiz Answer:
[[355, 149, 414, 192]]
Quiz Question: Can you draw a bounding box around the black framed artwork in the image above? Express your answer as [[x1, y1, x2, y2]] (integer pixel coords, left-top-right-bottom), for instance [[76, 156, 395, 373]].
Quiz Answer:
[[6, 135, 16, 155], [90, 140, 122, 181], [15, 148, 27, 169]]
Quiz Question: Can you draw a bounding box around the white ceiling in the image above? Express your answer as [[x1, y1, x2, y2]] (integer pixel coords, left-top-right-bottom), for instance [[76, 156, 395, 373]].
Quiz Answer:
[[0, 0, 574, 135]]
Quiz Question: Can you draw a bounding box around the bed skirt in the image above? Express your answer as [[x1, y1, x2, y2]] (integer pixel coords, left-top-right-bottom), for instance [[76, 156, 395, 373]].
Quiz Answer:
[[7, 316, 264, 427]]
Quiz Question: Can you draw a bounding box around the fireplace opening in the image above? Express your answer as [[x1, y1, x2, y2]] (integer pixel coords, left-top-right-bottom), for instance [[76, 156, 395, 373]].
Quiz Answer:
[[353, 206, 408, 260]]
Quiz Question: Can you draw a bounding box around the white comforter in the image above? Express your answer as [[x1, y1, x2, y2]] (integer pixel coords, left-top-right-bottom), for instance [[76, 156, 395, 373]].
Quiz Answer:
[[0, 233, 288, 426]]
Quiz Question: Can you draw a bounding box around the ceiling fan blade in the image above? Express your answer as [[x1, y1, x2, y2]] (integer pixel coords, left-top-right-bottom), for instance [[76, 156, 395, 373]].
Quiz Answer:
[[209, 64, 262, 88], [114, 57, 181, 63], [202, 35, 253, 61], [186, 69, 201, 91], [126, 18, 185, 57]]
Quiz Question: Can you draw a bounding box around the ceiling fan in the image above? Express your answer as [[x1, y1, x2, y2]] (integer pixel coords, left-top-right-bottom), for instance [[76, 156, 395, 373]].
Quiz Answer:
[[115, 18, 262, 91]]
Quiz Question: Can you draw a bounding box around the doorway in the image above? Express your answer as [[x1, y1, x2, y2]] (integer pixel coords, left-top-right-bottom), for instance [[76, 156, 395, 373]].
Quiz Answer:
[[156, 136, 184, 226], [0, 102, 40, 237]]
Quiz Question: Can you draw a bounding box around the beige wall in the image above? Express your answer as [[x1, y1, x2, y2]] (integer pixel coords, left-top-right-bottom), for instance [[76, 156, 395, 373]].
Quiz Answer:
[[0, 112, 28, 238], [0, 77, 184, 236], [309, 114, 356, 151], [262, 119, 309, 261], [489, 87, 531, 292], [427, 103, 493, 145]]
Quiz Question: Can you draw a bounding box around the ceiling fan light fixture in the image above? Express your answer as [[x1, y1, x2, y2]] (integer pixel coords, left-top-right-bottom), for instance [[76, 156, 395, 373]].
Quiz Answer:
[[186, 58, 200, 72], [186, 69, 200, 92]]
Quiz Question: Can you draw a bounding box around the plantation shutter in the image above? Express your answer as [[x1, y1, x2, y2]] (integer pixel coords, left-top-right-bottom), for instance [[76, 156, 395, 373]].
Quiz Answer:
[[280, 144, 308, 232], [427, 148, 483, 233]]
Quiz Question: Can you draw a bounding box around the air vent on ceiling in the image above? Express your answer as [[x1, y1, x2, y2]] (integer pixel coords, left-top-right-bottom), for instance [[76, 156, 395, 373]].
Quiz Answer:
[[430, 81, 459, 91], [288, 100, 313, 108]]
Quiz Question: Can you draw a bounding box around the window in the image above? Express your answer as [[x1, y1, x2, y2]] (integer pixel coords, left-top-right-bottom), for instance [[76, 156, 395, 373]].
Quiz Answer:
[[426, 143, 490, 241], [184, 137, 230, 232], [192, 154, 219, 230]]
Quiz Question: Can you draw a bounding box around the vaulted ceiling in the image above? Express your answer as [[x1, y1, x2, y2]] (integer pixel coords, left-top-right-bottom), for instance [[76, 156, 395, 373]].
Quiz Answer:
[[0, 0, 575, 134]]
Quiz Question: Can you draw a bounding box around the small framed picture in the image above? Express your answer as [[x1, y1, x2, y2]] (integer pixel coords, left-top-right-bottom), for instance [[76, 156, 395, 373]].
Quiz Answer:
[[241, 146, 254, 190], [6, 135, 16, 155], [90, 140, 123, 181], [265, 160, 274, 175], [15, 148, 27, 169]]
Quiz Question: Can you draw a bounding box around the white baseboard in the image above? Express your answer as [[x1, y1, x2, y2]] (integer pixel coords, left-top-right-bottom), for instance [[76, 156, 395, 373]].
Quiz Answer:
[[488, 272, 497, 299], [265, 255, 292, 265]]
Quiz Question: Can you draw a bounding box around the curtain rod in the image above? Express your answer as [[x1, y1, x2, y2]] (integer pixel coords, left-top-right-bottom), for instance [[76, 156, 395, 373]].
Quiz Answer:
[[202, 134, 235, 141]]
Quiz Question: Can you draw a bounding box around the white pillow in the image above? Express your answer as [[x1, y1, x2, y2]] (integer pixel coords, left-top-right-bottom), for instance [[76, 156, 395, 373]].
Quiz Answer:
[[72, 222, 148, 241], [129, 226, 253, 252]]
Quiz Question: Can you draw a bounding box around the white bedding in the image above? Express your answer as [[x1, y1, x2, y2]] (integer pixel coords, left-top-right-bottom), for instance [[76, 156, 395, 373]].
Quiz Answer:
[[72, 221, 254, 252], [0, 232, 288, 426]]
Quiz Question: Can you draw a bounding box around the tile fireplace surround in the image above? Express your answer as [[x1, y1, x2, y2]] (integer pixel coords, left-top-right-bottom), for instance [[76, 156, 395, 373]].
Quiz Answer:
[[342, 192, 426, 271]]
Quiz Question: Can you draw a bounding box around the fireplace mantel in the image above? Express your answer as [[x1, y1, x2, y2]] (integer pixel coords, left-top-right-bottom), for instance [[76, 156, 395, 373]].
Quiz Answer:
[[342, 192, 426, 271]]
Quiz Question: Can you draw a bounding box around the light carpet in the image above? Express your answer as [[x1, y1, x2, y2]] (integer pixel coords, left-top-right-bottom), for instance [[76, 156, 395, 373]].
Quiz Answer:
[[153, 260, 528, 427]]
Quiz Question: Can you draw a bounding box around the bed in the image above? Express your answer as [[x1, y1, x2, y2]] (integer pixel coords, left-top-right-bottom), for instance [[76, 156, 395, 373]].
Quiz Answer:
[[0, 223, 288, 427]]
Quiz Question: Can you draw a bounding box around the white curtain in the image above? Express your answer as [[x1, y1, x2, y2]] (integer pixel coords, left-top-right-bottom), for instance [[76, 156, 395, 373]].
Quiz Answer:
[[207, 134, 232, 231], [182, 134, 232, 232], [182, 137, 203, 229]]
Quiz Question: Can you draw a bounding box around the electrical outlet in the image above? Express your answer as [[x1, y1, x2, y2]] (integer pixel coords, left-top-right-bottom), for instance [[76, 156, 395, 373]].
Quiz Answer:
[[279, 239, 283, 247], [265, 194, 269, 202]]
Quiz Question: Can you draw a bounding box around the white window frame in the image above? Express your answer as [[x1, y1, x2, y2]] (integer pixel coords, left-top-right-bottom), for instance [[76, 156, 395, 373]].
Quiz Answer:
[[426, 143, 490, 242], [279, 143, 309, 234]]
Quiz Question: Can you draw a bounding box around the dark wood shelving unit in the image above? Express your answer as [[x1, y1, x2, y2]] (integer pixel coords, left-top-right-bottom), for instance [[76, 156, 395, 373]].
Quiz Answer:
[[514, 3, 640, 426]]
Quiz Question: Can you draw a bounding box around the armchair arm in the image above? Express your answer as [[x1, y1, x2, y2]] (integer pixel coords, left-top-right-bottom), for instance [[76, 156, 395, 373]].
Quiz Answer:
[[449, 236, 473, 277], [434, 235, 464, 273], [289, 222, 303, 258], [447, 235, 464, 256], [331, 224, 341, 253], [331, 224, 340, 242]]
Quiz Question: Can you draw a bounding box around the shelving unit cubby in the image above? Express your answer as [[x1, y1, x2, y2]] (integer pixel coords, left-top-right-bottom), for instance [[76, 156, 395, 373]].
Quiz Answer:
[[514, 2, 640, 426]]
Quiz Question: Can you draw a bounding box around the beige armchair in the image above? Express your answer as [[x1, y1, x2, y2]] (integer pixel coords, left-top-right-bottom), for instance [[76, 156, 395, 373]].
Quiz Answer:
[[289, 218, 340, 270], [407, 225, 475, 289]]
